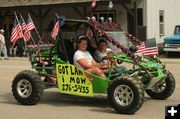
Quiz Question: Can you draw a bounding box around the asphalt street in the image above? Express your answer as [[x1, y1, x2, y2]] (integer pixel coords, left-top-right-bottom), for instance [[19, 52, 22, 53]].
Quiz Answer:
[[0, 57, 179, 119]]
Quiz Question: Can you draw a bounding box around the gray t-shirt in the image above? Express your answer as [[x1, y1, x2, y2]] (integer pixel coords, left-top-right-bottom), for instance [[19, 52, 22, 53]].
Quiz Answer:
[[93, 50, 107, 63]]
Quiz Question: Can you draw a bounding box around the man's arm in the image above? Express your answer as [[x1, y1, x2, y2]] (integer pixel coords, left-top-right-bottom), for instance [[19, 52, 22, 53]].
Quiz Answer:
[[0, 35, 5, 45], [0, 39, 5, 45]]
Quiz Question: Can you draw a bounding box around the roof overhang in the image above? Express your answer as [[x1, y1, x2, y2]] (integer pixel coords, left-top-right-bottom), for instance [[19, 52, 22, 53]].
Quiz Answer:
[[0, 0, 131, 9]]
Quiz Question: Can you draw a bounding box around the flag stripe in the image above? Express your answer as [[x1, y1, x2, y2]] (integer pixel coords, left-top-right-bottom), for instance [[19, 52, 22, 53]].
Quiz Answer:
[[20, 15, 27, 42], [23, 14, 35, 42], [134, 41, 158, 56], [135, 48, 157, 53], [10, 17, 23, 43], [51, 20, 60, 40]]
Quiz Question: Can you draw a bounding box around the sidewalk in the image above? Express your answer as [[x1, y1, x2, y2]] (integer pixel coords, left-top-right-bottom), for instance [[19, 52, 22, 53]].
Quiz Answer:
[[160, 58, 180, 63], [159, 54, 180, 63]]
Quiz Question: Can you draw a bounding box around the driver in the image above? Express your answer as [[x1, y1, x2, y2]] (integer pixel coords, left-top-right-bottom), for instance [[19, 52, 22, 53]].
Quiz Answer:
[[73, 36, 108, 79]]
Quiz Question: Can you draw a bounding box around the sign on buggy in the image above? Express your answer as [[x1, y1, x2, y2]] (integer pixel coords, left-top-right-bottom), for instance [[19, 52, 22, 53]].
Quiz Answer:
[[56, 64, 93, 96]]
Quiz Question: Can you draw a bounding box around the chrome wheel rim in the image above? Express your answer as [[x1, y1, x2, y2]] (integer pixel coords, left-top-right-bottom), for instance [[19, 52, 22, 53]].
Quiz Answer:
[[17, 79, 32, 98], [114, 85, 134, 106], [152, 81, 166, 93]]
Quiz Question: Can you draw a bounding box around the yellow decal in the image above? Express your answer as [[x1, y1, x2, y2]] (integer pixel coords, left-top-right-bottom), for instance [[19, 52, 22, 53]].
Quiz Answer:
[[56, 64, 93, 96]]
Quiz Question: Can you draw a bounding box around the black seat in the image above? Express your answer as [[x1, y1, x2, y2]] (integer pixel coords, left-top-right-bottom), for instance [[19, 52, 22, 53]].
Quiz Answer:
[[64, 40, 75, 64], [87, 39, 96, 56]]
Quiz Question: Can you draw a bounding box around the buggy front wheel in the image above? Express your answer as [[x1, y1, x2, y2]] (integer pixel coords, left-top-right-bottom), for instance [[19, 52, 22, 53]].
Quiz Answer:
[[12, 70, 44, 105], [108, 76, 144, 114]]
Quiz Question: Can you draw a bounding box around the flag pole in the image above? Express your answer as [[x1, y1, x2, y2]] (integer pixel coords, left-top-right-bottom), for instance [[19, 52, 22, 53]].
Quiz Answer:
[[12, 40, 16, 49], [30, 35, 36, 45], [107, 1, 113, 20], [54, 14, 69, 63], [28, 13, 41, 41], [88, 0, 96, 17]]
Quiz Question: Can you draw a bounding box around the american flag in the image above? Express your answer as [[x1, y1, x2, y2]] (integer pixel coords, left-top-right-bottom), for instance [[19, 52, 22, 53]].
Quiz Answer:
[[20, 14, 27, 41], [51, 20, 60, 40], [134, 39, 158, 56], [24, 14, 35, 42], [10, 15, 23, 43], [20, 14, 26, 31]]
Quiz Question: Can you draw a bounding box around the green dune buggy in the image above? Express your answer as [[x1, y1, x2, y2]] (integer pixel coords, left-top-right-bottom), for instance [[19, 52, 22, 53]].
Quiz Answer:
[[11, 19, 175, 114]]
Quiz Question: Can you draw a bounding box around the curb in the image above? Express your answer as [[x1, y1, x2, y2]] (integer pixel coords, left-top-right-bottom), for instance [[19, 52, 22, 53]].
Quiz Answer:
[[160, 58, 180, 63]]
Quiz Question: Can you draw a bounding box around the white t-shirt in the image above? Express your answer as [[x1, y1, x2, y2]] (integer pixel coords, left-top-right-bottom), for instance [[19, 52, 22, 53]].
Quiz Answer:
[[73, 50, 93, 69], [0, 34, 5, 44]]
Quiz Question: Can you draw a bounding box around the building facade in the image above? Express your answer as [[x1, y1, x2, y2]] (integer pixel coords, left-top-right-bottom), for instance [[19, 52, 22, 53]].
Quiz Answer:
[[146, 0, 180, 44], [0, 0, 179, 48]]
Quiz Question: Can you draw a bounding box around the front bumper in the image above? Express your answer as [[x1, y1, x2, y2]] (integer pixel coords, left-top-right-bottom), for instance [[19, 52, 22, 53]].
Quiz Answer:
[[163, 43, 180, 52], [163, 47, 180, 52]]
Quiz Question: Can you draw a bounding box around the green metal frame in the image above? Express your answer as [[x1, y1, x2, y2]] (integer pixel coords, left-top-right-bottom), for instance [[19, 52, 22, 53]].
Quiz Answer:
[[26, 43, 168, 94], [25, 19, 169, 96]]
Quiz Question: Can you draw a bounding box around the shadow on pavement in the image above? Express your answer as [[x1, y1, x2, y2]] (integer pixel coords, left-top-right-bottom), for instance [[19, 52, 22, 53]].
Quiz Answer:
[[41, 90, 110, 107], [1, 89, 175, 114], [0, 90, 115, 114], [0, 93, 17, 105], [160, 52, 180, 58]]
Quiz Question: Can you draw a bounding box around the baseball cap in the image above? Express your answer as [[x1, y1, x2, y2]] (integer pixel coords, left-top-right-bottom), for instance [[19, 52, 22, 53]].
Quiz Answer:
[[0, 29, 4, 33]]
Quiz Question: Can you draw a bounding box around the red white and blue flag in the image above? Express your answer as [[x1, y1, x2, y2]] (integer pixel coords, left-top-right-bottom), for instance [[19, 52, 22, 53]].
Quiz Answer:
[[20, 15, 26, 31], [134, 39, 158, 56], [19, 14, 28, 41], [51, 20, 60, 40], [10, 14, 23, 43], [24, 14, 35, 42]]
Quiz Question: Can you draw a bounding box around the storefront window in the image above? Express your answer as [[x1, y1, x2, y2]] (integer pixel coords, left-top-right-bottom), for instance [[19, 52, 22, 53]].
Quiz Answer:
[[93, 11, 116, 22], [159, 10, 164, 36]]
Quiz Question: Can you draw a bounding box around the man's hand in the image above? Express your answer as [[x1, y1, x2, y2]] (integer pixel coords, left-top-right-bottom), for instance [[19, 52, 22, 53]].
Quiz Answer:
[[99, 64, 109, 69]]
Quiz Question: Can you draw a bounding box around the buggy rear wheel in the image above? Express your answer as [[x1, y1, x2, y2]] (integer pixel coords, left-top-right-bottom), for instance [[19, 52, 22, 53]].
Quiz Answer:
[[108, 75, 144, 114], [12, 70, 44, 105], [146, 71, 175, 100]]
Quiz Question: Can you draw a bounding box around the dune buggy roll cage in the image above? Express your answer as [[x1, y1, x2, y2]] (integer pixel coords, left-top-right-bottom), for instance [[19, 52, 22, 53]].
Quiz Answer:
[[53, 18, 140, 65], [53, 19, 99, 63]]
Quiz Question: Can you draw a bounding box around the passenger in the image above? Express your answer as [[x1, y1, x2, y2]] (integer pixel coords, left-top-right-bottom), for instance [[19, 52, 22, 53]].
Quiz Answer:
[[94, 40, 126, 72], [94, 40, 109, 63], [73, 36, 108, 78]]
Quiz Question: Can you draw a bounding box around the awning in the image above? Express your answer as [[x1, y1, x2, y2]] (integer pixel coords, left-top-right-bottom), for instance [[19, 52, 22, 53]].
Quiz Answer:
[[0, 0, 131, 8]]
